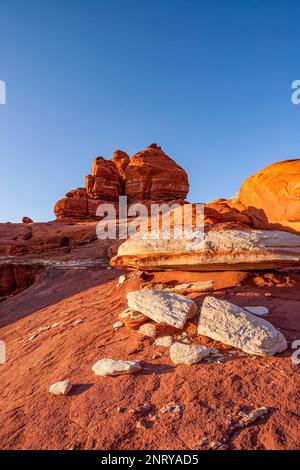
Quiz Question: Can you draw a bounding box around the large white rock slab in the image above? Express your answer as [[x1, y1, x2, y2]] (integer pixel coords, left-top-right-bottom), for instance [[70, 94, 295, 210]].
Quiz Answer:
[[198, 296, 287, 356], [92, 359, 142, 376], [127, 290, 197, 329], [111, 229, 300, 271]]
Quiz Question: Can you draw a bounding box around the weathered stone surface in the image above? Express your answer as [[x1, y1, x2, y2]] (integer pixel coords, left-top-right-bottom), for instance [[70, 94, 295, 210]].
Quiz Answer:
[[0, 264, 40, 298], [54, 144, 190, 221], [154, 336, 173, 347], [240, 159, 300, 234], [112, 150, 130, 182], [238, 407, 269, 427], [92, 358, 142, 376], [111, 229, 300, 271], [54, 192, 88, 221], [117, 274, 126, 285], [159, 402, 182, 414], [206, 199, 252, 226], [125, 144, 189, 203], [113, 321, 124, 331], [163, 280, 214, 294], [198, 296, 287, 356], [54, 154, 123, 221], [86, 157, 122, 200], [170, 342, 215, 364], [138, 322, 156, 338], [244, 306, 269, 316], [118, 308, 148, 329], [127, 290, 197, 329], [22, 217, 33, 224], [49, 380, 72, 396], [54, 187, 110, 221]]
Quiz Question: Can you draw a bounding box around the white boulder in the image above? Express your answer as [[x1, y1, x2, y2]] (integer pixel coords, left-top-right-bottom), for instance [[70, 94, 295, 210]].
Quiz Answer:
[[198, 297, 287, 356], [49, 380, 72, 396], [154, 336, 173, 347], [170, 342, 216, 365], [127, 290, 197, 329], [92, 359, 142, 376], [138, 323, 157, 338]]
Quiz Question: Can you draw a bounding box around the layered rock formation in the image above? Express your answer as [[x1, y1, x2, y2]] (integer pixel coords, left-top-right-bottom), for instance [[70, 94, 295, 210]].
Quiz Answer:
[[111, 229, 300, 271], [54, 188, 103, 221], [125, 144, 189, 203], [205, 199, 252, 227], [86, 157, 122, 200], [54, 144, 189, 222], [239, 159, 300, 234], [112, 150, 130, 183]]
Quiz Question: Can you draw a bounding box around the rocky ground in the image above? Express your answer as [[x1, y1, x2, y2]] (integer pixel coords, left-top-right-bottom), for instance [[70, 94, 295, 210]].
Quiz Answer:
[[0, 232, 299, 449], [0, 148, 299, 450]]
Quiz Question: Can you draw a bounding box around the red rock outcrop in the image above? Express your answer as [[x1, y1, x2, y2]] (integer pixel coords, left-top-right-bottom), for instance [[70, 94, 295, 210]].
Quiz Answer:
[[125, 144, 189, 203], [54, 187, 110, 222], [22, 217, 33, 224], [86, 157, 122, 200], [206, 199, 252, 226], [239, 159, 300, 234], [54, 145, 190, 222], [0, 264, 41, 299], [112, 150, 130, 182]]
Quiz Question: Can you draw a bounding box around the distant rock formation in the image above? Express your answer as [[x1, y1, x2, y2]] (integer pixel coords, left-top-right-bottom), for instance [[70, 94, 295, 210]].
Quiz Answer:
[[125, 144, 189, 203], [112, 150, 130, 183], [239, 159, 300, 234], [54, 144, 189, 221], [86, 157, 122, 200], [22, 216, 33, 224], [54, 187, 104, 221]]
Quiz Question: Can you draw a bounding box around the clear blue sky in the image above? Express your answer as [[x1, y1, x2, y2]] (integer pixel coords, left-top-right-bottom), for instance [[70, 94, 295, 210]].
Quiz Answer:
[[1, 0, 300, 222]]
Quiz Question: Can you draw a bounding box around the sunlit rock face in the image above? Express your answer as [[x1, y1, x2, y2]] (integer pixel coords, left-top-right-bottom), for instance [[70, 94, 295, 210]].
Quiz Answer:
[[86, 157, 122, 201], [239, 159, 300, 234], [125, 144, 189, 203], [54, 144, 189, 222]]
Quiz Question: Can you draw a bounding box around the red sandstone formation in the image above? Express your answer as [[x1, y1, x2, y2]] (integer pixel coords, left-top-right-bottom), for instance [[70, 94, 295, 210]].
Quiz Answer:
[[112, 150, 130, 182], [54, 189, 109, 222], [125, 144, 189, 203], [239, 159, 300, 234], [206, 199, 252, 226], [86, 157, 122, 200], [54, 144, 189, 222], [22, 216, 33, 224]]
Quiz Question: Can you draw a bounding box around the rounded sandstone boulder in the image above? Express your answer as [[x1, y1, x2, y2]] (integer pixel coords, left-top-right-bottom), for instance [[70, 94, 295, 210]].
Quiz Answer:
[[240, 159, 300, 234]]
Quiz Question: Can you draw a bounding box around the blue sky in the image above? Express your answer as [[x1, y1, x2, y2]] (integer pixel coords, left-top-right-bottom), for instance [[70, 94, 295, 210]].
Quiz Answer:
[[0, 0, 300, 222]]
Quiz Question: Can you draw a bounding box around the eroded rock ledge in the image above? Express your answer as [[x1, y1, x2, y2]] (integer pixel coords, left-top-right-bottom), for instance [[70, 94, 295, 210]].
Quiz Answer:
[[111, 229, 300, 271]]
